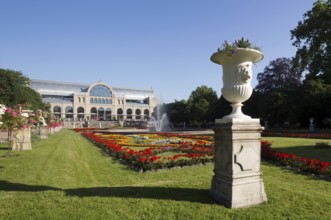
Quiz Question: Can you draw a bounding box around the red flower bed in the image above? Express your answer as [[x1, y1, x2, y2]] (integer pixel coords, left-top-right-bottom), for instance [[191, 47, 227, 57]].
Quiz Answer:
[[80, 132, 214, 172], [261, 141, 331, 179]]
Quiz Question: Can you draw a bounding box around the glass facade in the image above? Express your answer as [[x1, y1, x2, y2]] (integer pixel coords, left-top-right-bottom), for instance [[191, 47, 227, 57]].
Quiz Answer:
[[90, 85, 112, 97]]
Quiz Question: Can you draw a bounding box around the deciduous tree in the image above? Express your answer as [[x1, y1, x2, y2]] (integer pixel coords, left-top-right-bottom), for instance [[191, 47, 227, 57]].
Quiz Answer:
[[186, 85, 218, 125], [291, 0, 331, 83], [255, 58, 301, 126], [297, 79, 331, 127], [0, 68, 49, 111], [255, 57, 301, 93], [166, 99, 188, 124]]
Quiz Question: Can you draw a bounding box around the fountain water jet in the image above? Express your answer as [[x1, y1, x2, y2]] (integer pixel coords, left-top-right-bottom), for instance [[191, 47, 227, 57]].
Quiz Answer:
[[148, 103, 169, 132]]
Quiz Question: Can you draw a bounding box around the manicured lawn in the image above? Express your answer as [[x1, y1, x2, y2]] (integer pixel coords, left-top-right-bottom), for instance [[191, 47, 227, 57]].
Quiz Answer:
[[263, 137, 331, 162], [0, 129, 330, 219]]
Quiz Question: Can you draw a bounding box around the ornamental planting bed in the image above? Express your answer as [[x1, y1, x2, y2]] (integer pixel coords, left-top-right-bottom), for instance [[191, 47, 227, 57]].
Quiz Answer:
[[74, 128, 331, 179], [76, 129, 214, 172]]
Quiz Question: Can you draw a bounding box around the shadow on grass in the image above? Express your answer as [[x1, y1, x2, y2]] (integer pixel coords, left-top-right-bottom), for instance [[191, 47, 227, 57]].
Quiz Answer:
[[1, 154, 20, 158], [0, 180, 60, 192], [64, 186, 216, 204], [0, 180, 216, 204]]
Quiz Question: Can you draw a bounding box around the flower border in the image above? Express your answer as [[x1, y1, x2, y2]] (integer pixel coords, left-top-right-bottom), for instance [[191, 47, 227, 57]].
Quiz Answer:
[[261, 141, 331, 180], [79, 131, 214, 172]]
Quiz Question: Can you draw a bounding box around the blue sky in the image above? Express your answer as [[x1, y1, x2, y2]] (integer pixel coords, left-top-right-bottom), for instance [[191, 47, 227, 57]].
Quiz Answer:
[[0, 0, 315, 103]]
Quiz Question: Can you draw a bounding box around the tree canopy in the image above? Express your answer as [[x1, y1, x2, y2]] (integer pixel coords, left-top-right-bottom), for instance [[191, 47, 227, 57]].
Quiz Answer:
[[291, 0, 331, 84], [166, 99, 188, 124], [186, 85, 218, 124], [0, 68, 49, 111], [254, 58, 302, 126], [296, 79, 331, 125], [256, 57, 302, 94]]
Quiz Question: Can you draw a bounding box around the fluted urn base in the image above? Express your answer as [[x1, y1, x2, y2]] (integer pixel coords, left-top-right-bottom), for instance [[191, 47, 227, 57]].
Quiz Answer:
[[223, 103, 251, 120], [221, 85, 253, 119]]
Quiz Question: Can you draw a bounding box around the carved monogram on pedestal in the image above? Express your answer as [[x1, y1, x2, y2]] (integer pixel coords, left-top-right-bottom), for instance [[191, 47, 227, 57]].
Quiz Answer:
[[235, 145, 258, 171]]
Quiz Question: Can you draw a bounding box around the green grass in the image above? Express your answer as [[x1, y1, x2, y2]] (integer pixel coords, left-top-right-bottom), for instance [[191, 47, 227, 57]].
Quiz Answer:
[[0, 129, 330, 219], [263, 137, 331, 162]]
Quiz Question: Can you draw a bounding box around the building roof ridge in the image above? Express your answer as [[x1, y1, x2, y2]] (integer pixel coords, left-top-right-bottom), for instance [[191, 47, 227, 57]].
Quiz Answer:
[[30, 79, 90, 86]]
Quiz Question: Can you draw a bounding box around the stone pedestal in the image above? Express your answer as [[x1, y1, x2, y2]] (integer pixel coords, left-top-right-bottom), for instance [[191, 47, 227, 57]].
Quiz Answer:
[[49, 127, 55, 134], [12, 128, 32, 150], [39, 127, 49, 139], [210, 118, 267, 208]]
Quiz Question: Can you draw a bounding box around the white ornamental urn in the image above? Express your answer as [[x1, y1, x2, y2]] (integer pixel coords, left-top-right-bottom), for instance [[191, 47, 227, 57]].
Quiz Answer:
[[211, 48, 263, 119]]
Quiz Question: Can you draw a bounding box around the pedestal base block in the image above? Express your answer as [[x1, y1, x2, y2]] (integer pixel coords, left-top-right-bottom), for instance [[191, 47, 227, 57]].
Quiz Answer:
[[210, 174, 267, 208], [210, 118, 267, 208], [12, 128, 32, 150], [39, 127, 49, 139]]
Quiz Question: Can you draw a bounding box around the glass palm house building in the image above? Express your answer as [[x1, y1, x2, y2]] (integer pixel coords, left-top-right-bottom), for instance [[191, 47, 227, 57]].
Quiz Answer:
[[30, 79, 159, 121]]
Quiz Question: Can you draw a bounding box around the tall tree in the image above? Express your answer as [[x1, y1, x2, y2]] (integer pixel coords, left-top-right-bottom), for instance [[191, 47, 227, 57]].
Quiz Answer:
[[166, 99, 188, 124], [186, 85, 218, 125], [0, 68, 49, 111], [297, 79, 331, 126], [291, 0, 331, 83], [255, 57, 301, 93], [255, 58, 301, 126]]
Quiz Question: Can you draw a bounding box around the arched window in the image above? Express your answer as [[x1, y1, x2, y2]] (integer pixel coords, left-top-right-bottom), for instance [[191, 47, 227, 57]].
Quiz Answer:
[[117, 108, 123, 115], [77, 107, 85, 119], [117, 108, 123, 120], [135, 109, 141, 119], [53, 106, 61, 118], [98, 98, 101, 104], [65, 106, 73, 113], [93, 98, 97, 103], [91, 107, 97, 120], [65, 106, 73, 119], [144, 109, 149, 119], [109, 99, 112, 104], [127, 109, 132, 119], [105, 108, 112, 121], [98, 107, 104, 120], [90, 98, 93, 104], [82, 97, 85, 103], [89, 85, 112, 97], [102, 98, 105, 104], [77, 107, 84, 114], [53, 106, 61, 113], [78, 97, 81, 103]]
